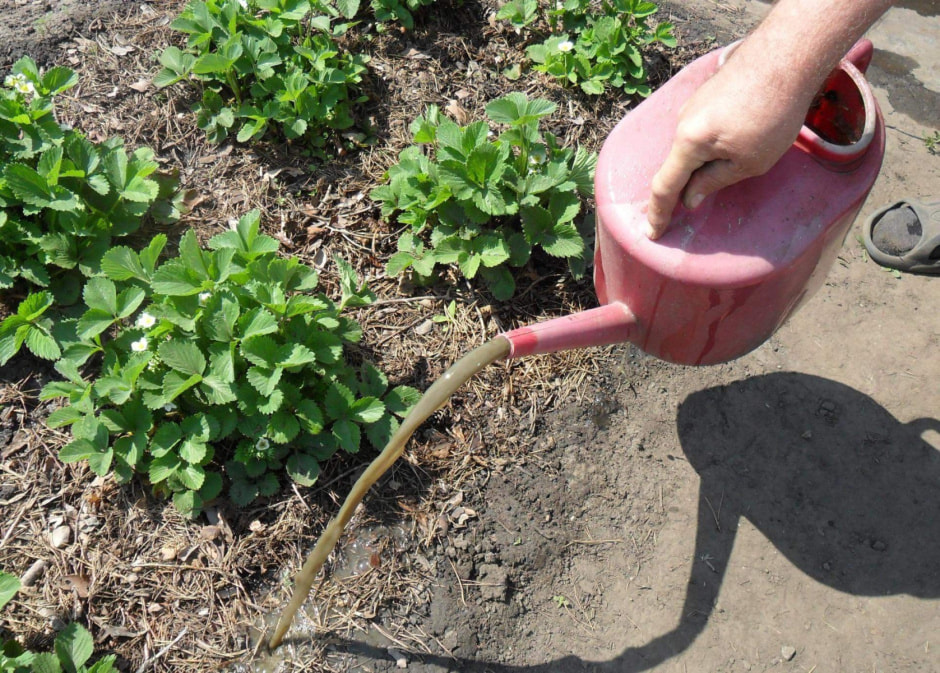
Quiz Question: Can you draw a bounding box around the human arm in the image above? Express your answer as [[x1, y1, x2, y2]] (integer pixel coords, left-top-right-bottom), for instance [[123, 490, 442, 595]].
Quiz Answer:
[[645, 0, 896, 239]]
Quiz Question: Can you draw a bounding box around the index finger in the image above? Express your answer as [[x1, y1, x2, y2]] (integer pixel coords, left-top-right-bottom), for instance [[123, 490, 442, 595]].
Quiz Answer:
[[646, 143, 705, 239]]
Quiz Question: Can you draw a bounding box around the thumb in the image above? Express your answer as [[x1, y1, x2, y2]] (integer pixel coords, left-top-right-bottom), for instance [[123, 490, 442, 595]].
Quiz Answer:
[[682, 159, 750, 210]]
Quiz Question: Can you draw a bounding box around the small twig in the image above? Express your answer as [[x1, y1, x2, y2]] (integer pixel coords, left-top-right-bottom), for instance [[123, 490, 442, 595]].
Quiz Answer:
[[446, 558, 467, 607], [133, 628, 188, 673], [563, 538, 623, 548], [704, 495, 722, 532]]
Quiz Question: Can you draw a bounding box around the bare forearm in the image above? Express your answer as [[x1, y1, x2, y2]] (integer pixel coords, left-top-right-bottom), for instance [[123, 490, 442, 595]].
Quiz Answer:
[[734, 0, 896, 105], [646, 0, 896, 237]]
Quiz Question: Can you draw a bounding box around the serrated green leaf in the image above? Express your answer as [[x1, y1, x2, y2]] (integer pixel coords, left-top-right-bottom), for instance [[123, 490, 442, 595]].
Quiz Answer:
[[152, 260, 204, 296], [241, 334, 279, 367], [359, 361, 388, 398], [278, 343, 316, 368], [173, 490, 202, 518], [205, 296, 240, 341], [385, 386, 421, 417], [350, 397, 385, 423], [83, 277, 119, 314], [60, 439, 97, 463], [324, 381, 354, 419], [200, 471, 223, 501], [17, 291, 54, 321], [0, 571, 21, 611], [101, 246, 147, 281], [150, 422, 182, 457], [480, 265, 515, 300], [25, 327, 61, 360], [239, 307, 277, 339], [247, 365, 282, 396], [295, 399, 324, 434], [268, 410, 299, 443], [158, 340, 206, 376], [229, 478, 259, 506], [163, 370, 203, 401], [116, 286, 147, 319], [485, 92, 555, 126], [286, 452, 320, 487], [181, 414, 213, 443], [542, 222, 584, 257], [149, 452, 181, 483], [178, 463, 206, 490], [76, 308, 115, 340], [4, 163, 80, 211], [88, 447, 113, 475], [47, 406, 85, 428], [332, 418, 360, 453], [55, 622, 93, 673], [31, 652, 62, 673], [42, 66, 78, 95]]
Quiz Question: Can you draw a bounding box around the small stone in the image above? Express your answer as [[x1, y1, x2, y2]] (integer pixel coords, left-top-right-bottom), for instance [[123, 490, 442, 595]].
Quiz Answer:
[[871, 539, 887, 552], [801, 430, 813, 440], [21, 560, 46, 587], [51, 525, 71, 549], [781, 645, 797, 661], [388, 647, 407, 668], [415, 319, 434, 335], [160, 545, 179, 561]]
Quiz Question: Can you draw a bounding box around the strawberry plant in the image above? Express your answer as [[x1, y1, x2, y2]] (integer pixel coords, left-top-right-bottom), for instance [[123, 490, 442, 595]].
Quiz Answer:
[[38, 211, 418, 517], [0, 57, 181, 303], [372, 92, 596, 299], [503, 0, 675, 96], [155, 0, 369, 150], [1, 571, 116, 673], [370, 0, 436, 30]]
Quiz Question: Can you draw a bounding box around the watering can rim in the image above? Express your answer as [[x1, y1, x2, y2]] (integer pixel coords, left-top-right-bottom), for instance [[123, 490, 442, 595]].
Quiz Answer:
[[718, 39, 879, 165]]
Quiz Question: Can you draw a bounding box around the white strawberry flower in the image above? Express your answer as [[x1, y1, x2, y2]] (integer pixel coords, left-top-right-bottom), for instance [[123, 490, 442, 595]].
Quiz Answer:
[[131, 337, 149, 352], [5, 73, 36, 97], [198, 292, 211, 306], [558, 40, 574, 53], [256, 437, 271, 451], [237, 0, 248, 8], [164, 403, 177, 412], [136, 312, 156, 328]]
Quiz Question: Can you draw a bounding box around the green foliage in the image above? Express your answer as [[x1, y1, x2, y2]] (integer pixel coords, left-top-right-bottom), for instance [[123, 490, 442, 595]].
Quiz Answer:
[[39, 211, 418, 518], [924, 130, 940, 154], [155, 0, 369, 150], [505, 0, 675, 96], [0, 57, 181, 302], [369, 0, 436, 30], [0, 571, 116, 673], [372, 92, 597, 299]]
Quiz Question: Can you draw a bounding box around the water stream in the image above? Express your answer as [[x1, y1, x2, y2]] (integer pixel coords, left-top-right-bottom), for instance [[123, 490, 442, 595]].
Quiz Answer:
[[267, 336, 512, 649]]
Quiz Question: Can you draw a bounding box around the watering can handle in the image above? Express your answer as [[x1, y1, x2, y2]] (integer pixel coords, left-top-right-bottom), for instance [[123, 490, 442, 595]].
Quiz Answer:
[[844, 39, 873, 74]]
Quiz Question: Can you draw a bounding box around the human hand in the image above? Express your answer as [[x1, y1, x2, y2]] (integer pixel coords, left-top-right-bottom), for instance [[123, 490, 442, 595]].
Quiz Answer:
[[645, 47, 817, 239]]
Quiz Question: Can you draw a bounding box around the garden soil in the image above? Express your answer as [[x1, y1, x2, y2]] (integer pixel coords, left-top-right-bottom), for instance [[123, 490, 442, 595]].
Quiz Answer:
[[1, 1, 938, 673]]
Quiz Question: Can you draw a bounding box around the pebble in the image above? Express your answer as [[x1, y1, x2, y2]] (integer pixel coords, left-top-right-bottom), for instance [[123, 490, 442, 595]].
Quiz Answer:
[[51, 525, 71, 549], [781, 645, 797, 661], [388, 647, 407, 668], [415, 319, 434, 336]]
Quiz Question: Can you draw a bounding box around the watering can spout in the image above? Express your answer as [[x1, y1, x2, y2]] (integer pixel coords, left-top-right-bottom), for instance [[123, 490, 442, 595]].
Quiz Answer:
[[501, 302, 639, 359]]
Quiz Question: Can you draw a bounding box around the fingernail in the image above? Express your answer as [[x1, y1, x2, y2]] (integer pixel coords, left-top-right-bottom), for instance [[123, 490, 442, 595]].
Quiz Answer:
[[646, 224, 658, 240], [688, 192, 705, 209]]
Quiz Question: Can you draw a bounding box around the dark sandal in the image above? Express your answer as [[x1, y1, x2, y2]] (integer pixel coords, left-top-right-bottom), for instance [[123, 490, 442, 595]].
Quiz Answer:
[[863, 198, 940, 275]]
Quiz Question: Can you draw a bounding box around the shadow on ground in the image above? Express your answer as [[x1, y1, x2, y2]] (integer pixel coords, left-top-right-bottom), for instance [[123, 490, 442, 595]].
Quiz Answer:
[[314, 372, 940, 672]]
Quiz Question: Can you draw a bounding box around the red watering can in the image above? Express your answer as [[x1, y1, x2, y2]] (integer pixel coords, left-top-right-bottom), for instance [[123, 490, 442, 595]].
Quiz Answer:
[[502, 40, 885, 365]]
